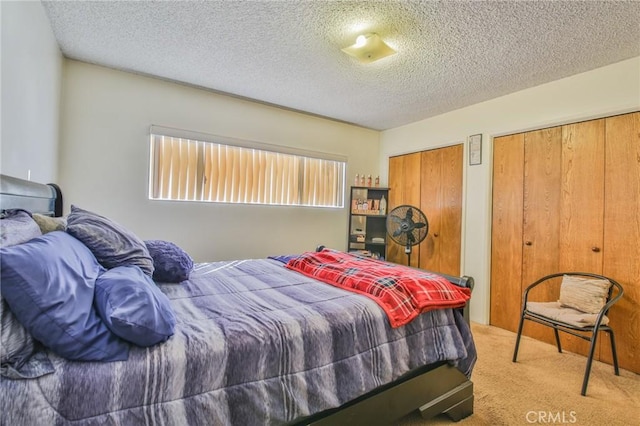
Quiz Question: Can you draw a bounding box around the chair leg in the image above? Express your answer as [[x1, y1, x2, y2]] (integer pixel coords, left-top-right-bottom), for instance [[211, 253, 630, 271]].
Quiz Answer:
[[553, 327, 562, 353], [609, 330, 620, 376], [581, 331, 600, 396], [513, 314, 526, 362]]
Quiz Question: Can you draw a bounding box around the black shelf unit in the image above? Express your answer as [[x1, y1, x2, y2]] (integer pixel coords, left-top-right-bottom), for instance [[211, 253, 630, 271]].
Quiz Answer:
[[348, 186, 390, 260]]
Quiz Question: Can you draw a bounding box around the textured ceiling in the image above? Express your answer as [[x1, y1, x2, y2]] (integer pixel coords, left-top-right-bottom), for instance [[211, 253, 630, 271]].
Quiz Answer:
[[42, 1, 640, 131]]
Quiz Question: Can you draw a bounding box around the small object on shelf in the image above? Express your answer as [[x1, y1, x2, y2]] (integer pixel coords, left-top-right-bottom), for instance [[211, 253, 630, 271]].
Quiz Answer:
[[375, 176, 380, 187], [379, 195, 387, 215], [354, 174, 359, 186], [367, 175, 372, 187], [348, 186, 390, 259]]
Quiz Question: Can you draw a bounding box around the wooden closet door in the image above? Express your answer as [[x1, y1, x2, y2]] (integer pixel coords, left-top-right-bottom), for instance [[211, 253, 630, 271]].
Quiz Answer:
[[420, 145, 462, 276], [521, 127, 562, 343], [603, 112, 640, 373], [420, 148, 442, 271], [387, 153, 421, 266], [560, 120, 605, 271], [438, 144, 463, 276], [559, 119, 606, 357], [490, 114, 638, 373], [491, 134, 525, 332]]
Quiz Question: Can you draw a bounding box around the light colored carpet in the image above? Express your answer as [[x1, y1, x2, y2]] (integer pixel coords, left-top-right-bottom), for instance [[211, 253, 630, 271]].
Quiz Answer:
[[397, 322, 640, 426]]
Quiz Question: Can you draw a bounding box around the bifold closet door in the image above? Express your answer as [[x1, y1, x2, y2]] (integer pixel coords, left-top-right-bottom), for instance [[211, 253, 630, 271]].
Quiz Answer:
[[557, 119, 606, 357], [491, 112, 639, 373], [491, 127, 567, 340], [420, 145, 463, 277], [387, 152, 421, 267], [490, 134, 525, 333], [521, 127, 562, 344], [603, 112, 640, 372]]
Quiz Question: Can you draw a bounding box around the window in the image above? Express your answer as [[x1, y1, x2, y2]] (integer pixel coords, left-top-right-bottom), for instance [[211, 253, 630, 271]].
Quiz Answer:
[[149, 126, 345, 208]]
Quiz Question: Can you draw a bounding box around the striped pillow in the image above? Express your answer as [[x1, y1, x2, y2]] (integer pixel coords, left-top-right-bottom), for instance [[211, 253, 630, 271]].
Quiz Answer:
[[559, 275, 611, 314]]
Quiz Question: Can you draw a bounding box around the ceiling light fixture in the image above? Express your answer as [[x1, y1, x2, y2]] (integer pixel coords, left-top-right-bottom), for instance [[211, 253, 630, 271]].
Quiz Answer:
[[341, 33, 396, 64]]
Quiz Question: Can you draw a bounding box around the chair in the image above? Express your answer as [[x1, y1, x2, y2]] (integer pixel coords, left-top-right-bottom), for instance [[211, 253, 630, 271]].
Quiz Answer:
[[512, 272, 623, 396]]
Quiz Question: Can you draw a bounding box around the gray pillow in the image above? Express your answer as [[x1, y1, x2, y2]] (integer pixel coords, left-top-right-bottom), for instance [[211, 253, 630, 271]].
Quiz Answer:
[[66, 205, 154, 276], [0, 298, 33, 366], [0, 209, 41, 247], [1, 299, 54, 379], [32, 213, 67, 234]]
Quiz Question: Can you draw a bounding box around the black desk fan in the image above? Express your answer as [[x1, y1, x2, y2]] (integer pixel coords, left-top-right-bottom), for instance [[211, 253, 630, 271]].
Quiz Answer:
[[386, 205, 429, 265]]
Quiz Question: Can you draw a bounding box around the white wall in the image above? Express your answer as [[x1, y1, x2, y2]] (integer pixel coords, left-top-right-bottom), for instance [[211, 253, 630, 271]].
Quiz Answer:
[[380, 57, 640, 324], [59, 60, 380, 261], [1, 0, 62, 183]]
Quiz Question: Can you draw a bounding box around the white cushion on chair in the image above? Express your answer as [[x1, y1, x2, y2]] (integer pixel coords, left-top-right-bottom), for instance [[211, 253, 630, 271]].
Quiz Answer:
[[558, 275, 611, 314], [527, 301, 609, 328]]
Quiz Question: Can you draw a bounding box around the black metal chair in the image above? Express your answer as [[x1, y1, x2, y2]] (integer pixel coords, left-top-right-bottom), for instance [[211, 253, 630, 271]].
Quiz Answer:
[[512, 272, 624, 396]]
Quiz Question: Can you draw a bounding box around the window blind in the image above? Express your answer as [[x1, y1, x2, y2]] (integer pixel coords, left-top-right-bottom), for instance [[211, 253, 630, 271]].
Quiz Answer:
[[149, 128, 345, 208]]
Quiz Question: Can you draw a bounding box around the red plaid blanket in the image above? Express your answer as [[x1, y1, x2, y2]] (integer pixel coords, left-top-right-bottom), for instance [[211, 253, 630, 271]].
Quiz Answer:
[[286, 249, 471, 327]]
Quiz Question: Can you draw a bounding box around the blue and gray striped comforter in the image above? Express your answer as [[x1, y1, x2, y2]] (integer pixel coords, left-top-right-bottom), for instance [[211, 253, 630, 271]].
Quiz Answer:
[[1, 259, 476, 426]]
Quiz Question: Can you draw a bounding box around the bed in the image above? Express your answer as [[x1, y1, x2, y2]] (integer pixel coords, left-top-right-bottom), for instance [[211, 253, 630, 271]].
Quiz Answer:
[[0, 174, 476, 425]]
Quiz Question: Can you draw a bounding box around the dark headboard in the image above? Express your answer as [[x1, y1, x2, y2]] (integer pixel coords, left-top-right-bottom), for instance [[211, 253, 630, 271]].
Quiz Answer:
[[0, 174, 62, 217]]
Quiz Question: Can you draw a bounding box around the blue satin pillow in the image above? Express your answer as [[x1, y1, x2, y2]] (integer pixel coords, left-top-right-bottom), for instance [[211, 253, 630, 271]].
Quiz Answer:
[[66, 205, 154, 276], [94, 265, 176, 347], [145, 239, 193, 283], [0, 231, 130, 361], [1, 209, 47, 378]]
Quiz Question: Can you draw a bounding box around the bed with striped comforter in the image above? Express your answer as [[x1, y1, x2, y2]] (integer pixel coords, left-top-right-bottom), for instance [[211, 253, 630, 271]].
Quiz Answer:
[[1, 258, 476, 426]]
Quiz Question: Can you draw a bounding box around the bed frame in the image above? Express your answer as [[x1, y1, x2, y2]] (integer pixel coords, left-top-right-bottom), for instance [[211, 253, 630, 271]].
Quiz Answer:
[[0, 174, 62, 217], [0, 173, 474, 425]]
